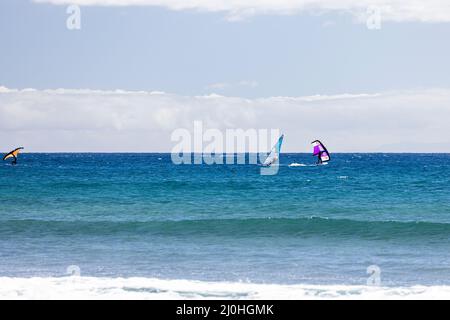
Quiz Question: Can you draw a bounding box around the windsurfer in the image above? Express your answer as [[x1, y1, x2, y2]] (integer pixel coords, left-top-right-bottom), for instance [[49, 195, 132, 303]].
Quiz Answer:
[[3, 147, 24, 165], [316, 152, 323, 165]]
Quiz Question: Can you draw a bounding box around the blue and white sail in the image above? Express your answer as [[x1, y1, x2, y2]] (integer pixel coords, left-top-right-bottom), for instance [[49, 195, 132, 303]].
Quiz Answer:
[[263, 134, 284, 166]]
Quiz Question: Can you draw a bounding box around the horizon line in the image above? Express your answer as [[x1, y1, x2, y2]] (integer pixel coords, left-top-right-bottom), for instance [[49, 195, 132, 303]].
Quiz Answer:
[[6, 152, 450, 154]]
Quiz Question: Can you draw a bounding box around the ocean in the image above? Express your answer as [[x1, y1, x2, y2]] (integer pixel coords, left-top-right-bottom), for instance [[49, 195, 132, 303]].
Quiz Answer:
[[1, 153, 450, 299]]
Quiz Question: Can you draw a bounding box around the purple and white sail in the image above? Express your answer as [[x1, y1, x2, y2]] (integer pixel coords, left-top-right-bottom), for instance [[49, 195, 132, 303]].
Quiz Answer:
[[312, 140, 330, 163]]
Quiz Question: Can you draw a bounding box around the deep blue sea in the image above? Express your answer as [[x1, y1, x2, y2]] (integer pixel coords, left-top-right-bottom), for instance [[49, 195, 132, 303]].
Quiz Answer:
[[1, 153, 450, 297]]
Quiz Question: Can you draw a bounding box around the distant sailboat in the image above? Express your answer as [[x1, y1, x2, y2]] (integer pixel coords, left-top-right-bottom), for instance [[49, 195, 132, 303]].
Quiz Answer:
[[3, 147, 24, 165], [262, 134, 284, 166], [312, 140, 330, 164]]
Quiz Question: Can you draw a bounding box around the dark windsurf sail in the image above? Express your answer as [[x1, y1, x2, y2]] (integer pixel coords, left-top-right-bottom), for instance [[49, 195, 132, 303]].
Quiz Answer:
[[3, 147, 24, 165], [312, 140, 330, 164]]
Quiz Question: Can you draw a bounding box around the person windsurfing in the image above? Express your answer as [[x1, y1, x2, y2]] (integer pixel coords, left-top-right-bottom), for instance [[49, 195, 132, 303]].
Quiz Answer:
[[262, 134, 284, 167], [312, 140, 330, 165], [3, 147, 24, 165]]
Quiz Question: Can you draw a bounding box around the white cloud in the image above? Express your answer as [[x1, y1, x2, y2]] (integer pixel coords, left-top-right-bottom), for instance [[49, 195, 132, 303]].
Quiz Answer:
[[33, 0, 450, 23], [1, 86, 450, 152]]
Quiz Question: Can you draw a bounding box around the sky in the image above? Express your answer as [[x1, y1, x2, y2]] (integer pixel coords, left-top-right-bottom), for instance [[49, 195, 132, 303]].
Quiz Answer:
[[1, 0, 450, 152]]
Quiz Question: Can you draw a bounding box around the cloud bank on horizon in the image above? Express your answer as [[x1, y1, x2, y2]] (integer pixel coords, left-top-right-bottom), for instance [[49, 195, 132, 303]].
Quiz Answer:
[[1, 86, 449, 152], [33, 0, 450, 22]]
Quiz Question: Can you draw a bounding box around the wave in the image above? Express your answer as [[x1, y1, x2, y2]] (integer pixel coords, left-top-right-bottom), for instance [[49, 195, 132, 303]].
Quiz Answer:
[[0, 276, 449, 299], [288, 163, 308, 167], [1, 217, 450, 240]]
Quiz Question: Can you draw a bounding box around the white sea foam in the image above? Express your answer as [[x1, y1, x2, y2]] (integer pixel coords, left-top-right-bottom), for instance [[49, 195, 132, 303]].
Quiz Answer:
[[288, 163, 307, 167], [1, 277, 450, 300]]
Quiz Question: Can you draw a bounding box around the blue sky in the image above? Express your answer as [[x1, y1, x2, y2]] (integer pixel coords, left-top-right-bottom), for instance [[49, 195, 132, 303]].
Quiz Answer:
[[1, 0, 450, 97], [1, 1, 450, 152]]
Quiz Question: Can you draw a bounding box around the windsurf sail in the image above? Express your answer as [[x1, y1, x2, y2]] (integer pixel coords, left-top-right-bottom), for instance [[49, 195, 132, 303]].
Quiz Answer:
[[3, 147, 24, 164], [263, 134, 284, 166], [312, 140, 330, 163]]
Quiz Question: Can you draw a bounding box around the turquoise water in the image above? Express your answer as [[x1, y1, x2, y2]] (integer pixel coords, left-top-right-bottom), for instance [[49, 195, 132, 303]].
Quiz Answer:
[[1, 153, 450, 286]]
